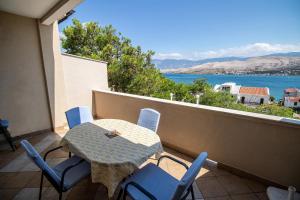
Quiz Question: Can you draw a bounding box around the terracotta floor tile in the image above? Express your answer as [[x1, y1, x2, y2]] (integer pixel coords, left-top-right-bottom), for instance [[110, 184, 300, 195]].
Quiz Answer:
[[0, 132, 270, 200], [44, 149, 69, 158], [0, 150, 22, 161], [186, 182, 204, 199], [13, 187, 41, 200], [217, 175, 252, 195], [0, 188, 20, 200], [43, 187, 69, 200], [66, 184, 104, 200], [0, 172, 10, 186], [0, 158, 11, 168], [242, 179, 267, 193], [198, 167, 215, 178], [75, 176, 91, 186], [196, 177, 228, 198], [211, 167, 232, 177], [16, 187, 69, 200], [205, 196, 232, 200], [0, 172, 35, 189], [167, 160, 187, 180], [255, 192, 269, 200], [157, 159, 169, 172], [25, 172, 52, 188], [93, 184, 109, 200], [230, 194, 259, 200]]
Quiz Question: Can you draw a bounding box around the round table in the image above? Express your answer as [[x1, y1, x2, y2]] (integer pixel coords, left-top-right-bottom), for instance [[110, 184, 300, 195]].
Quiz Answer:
[[60, 119, 163, 197]]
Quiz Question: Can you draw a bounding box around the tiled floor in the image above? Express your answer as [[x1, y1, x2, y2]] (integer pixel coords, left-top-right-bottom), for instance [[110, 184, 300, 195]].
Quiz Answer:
[[0, 132, 269, 200]]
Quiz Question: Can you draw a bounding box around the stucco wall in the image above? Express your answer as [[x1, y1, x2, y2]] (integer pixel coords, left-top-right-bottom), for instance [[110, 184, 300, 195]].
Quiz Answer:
[[284, 99, 300, 108], [93, 90, 300, 189], [0, 11, 52, 136], [39, 22, 67, 128], [62, 54, 108, 112], [238, 94, 270, 104]]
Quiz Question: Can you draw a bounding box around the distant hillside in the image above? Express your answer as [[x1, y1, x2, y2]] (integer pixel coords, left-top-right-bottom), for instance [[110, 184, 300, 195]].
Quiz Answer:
[[153, 57, 247, 69], [160, 54, 300, 75], [264, 52, 300, 57], [154, 52, 300, 70]]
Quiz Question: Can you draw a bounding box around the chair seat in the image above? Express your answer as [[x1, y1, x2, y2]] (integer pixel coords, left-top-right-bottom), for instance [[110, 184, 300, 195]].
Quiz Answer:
[[53, 155, 91, 191], [122, 163, 179, 200], [0, 120, 9, 128]]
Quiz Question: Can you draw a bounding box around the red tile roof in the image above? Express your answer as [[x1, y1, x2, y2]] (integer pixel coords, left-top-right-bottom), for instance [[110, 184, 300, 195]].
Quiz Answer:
[[239, 87, 269, 96], [286, 97, 300, 102], [284, 88, 299, 93]]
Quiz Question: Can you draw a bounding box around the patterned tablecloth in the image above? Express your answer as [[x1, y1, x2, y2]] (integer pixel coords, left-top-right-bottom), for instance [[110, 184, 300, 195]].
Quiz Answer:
[[60, 119, 163, 197]]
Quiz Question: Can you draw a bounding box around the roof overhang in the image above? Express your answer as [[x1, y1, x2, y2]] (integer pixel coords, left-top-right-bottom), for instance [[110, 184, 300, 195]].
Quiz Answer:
[[0, 0, 84, 25]]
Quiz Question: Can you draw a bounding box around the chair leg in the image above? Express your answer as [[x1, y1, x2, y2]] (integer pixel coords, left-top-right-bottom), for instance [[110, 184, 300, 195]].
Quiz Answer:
[[117, 188, 123, 200], [59, 191, 62, 200], [39, 172, 44, 200], [122, 191, 127, 200], [190, 185, 195, 200], [69, 152, 71, 158], [2, 128, 15, 151]]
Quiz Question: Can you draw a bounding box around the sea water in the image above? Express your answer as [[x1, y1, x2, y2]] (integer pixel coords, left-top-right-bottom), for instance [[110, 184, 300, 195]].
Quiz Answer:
[[164, 74, 300, 100]]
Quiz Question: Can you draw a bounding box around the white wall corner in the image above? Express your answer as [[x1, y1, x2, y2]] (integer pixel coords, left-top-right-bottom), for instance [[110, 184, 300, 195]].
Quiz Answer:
[[38, 21, 67, 128]]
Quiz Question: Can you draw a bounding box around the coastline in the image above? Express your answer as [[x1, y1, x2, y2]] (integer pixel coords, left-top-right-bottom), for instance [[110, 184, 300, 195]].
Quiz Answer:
[[163, 73, 300, 100]]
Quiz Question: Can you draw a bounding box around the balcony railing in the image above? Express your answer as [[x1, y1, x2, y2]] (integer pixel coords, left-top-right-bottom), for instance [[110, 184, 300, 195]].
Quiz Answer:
[[93, 89, 300, 189]]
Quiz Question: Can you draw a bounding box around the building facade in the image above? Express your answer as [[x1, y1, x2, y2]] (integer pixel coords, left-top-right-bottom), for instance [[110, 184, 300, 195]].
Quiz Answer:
[[214, 83, 270, 105], [214, 82, 241, 96], [238, 87, 270, 105], [283, 88, 300, 108]]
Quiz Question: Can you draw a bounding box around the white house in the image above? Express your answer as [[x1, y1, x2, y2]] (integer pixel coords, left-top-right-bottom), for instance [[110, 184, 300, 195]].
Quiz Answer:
[[283, 88, 300, 98], [214, 83, 270, 105], [284, 97, 300, 108], [214, 82, 241, 96], [238, 87, 270, 105], [283, 88, 300, 109]]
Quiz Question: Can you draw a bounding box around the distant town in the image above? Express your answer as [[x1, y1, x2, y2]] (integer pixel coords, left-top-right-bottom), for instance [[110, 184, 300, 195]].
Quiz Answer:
[[214, 82, 300, 116]]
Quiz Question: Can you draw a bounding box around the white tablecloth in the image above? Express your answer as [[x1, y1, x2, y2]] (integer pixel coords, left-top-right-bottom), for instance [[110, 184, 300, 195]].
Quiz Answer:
[[60, 119, 163, 197]]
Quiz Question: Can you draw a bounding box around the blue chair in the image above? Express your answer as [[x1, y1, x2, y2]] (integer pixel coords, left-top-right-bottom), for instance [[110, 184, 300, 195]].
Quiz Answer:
[[0, 119, 15, 151], [137, 108, 161, 133], [118, 152, 208, 200], [20, 140, 91, 200], [65, 106, 93, 129]]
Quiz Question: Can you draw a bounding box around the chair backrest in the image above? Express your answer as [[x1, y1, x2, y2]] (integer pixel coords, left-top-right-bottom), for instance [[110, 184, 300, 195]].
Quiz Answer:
[[137, 108, 160, 133], [172, 152, 208, 199], [20, 140, 61, 186], [65, 106, 93, 129], [0, 119, 9, 128]]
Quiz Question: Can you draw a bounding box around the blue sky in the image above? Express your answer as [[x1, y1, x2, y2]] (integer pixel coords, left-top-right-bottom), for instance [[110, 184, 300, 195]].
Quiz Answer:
[[59, 0, 300, 60]]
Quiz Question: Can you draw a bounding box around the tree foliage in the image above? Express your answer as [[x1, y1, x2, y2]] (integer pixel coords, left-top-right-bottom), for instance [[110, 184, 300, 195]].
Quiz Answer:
[[62, 19, 295, 119], [62, 19, 155, 93]]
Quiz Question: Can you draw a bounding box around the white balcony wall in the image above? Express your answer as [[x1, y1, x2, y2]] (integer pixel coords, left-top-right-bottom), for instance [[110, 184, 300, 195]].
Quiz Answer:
[[62, 54, 108, 115], [39, 21, 67, 129], [93, 90, 300, 189]]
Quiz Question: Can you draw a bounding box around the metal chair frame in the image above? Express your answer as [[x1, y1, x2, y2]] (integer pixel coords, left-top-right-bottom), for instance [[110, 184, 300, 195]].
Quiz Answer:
[[118, 155, 195, 200], [39, 146, 85, 200]]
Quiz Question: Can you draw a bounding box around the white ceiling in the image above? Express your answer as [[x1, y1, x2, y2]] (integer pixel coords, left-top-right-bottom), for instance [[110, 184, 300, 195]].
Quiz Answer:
[[0, 0, 62, 19]]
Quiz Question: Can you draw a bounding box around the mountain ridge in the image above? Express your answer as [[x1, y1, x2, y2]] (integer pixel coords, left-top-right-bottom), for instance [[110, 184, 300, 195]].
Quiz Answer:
[[153, 52, 300, 70]]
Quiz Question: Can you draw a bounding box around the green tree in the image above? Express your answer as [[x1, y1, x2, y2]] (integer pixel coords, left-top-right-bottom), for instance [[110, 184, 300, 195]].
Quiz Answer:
[[62, 19, 155, 93], [270, 96, 275, 102]]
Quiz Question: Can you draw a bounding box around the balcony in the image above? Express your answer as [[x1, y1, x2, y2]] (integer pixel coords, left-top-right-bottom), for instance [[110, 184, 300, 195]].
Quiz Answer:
[[1, 90, 299, 199], [0, 2, 299, 199]]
